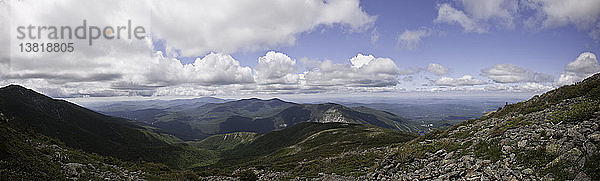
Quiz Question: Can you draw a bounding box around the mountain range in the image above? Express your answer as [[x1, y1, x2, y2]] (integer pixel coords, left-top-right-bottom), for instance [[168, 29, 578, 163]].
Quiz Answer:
[[1, 73, 599, 180], [91, 97, 419, 140]]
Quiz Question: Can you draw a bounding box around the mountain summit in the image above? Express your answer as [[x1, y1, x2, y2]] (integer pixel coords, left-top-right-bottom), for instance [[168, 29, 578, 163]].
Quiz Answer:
[[371, 73, 600, 180]]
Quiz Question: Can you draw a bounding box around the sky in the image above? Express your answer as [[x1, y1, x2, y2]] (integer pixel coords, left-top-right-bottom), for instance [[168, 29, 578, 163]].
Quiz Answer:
[[1, 0, 600, 100]]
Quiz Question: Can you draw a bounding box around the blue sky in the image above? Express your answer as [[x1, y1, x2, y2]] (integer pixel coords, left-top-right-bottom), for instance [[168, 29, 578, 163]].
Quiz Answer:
[[170, 0, 599, 83], [2, 0, 600, 99], [226, 0, 598, 76]]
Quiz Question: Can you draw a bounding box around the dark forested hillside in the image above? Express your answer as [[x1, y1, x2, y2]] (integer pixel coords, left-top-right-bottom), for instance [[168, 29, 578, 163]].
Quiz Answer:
[[0, 85, 217, 169]]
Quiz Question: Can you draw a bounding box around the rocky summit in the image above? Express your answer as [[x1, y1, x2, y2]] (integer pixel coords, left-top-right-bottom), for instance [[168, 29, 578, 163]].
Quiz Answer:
[[368, 74, 600, 180], [371, 97, 599, 180]]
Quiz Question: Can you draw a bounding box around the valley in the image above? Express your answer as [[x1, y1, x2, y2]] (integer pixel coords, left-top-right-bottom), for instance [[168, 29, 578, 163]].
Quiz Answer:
[[1, 73, 600, 180]]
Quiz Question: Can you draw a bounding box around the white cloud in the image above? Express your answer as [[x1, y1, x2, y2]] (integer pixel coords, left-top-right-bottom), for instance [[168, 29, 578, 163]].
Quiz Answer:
[[481, 64, 554, 83], [303, 54, 404, 88], [254, 51, 299, 85], [484, 82, 553, 93], [523, 0, 600, 40], [397, 28, 432, 50], [435, 75, 486, 86], [514, 83, 554, 92], [2, 0, 156, 97], [427, 63, 450, 75], [349, 54, 375, 68], [533, 0, 600, 30], [556, 52, 600, 86], [435, 3, 486, 33], [151, 0, 376, 56], [460, 0, 517, 28], [146, 52, 254, 86]]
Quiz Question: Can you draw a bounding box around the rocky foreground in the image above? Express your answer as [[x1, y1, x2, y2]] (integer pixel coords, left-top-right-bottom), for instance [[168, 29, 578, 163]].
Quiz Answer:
[[370, 96, 599, 180]]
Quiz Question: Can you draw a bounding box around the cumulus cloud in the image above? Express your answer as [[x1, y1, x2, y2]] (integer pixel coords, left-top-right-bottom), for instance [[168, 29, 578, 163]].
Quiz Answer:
[[427, 64, 450, 75], [397, 28, 432, 50], [435, 75, 486, 86], [556, 52, 600, 86], [522, 0, 600, 40], [529, 0, 600, 30], [303, 54, 403, 88], [254, 51, 299, 85], [481, 64, 554, 83], [146, 52, 254, 86], [435, 3, 486, 33], [349, 54, 375, 68], [152, 0, 376, 56]]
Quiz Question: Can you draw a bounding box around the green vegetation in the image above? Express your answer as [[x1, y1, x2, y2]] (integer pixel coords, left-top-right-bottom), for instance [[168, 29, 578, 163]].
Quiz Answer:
[[0, 85, 218, 169], [491, 116, 531, 136], [349, 106, 419, 132], [550, 101, 600, 123], [0, 118, 238, 180], [473, 139, 502, 162], [393, 138, 471, 169], [487, 73, 600, 119], [542, 148, 583, 180], [154, 98, 296, 138], [516, 147, 558, 170], [0, 120, 172, 180], [198, 122, 416, 178], [0, 121, 65, 180], [189, 132, 258, 151], [114, 98, 418, 141]]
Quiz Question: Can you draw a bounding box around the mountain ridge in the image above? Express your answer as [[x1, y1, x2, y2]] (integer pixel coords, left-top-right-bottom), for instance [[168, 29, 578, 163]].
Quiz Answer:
[[101, 97, 419, 140], [0, 85, 217, 169]]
